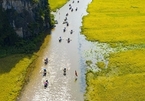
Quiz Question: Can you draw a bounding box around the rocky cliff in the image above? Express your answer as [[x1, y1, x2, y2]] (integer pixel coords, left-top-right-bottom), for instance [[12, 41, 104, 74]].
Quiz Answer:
[[0, 0, 52, 38]]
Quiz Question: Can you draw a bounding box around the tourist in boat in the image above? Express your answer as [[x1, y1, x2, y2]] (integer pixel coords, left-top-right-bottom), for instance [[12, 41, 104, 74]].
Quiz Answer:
[[44, 58, 48, 65], [44, 80, 48, 88], [63, 68, 66, 76], [67, 38, 70, 43], [59, 37, 62, 42], [43, 68, 47, 76]]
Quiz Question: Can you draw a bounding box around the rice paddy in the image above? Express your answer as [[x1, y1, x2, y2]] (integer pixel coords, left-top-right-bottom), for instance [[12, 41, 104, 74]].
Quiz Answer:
[[49, 0, 68, 11], [82, 0, 145, 100], [0, 54, 36, 101], [85, 49, 145, 101], [82, 0, 145, 45]]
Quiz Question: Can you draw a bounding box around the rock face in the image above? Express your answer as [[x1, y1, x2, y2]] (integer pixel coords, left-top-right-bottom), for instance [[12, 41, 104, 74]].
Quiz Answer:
[[1, 0, 52, 38]]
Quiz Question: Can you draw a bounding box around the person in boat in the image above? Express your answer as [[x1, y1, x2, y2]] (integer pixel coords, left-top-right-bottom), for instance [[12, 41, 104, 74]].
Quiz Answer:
[[66, 22, 69, 26], [63, 68, 66, 76], [67, 38, 70, 43], [63, 27, 66, 32], [75, 70, 78, 77], [44, 58, 48, 65], [70, 30, 73, 34], [75, 7, 78, 11], [75, 70, 78, 81], [69, 6, 72, 10], [59, 37, 62, 42], [43, 68, 47, 76], [64, 17, 67, 21], [44, 80, 48, 88], [66, 13, 68, 16]]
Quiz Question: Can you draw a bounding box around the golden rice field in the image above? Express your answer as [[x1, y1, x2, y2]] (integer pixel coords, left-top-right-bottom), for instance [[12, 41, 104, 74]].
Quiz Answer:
[[82, 0, 145, 101], [49, 0, 68, 11], [0, 54, 36, 101], [85, 49, 145, 101], [82, 0, 145, 45]]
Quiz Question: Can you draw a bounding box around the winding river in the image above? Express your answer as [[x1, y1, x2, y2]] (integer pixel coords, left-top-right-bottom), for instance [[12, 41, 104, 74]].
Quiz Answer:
[[17, 0, 92, 101]]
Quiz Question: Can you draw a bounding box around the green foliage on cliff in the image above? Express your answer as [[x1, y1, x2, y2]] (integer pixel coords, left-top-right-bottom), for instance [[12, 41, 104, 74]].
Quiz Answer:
[[32, 0, 39, 4], [0, 8, 20, 47], [0, 0, 52, 57]]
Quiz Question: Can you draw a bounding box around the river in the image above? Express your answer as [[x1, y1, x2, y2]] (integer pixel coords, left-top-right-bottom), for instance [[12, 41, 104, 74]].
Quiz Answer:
[[17, 0, 92, 101]]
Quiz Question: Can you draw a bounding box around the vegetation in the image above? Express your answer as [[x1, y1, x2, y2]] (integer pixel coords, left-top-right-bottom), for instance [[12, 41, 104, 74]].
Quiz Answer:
[[0, 54, 36, 101], [82, 0, 145, 100], [49, 0, 68, 11], [82, 0, 145, 46], [0, 1, 52, 57], [0, 8, 20, 47], [85, 49, 145, 101]]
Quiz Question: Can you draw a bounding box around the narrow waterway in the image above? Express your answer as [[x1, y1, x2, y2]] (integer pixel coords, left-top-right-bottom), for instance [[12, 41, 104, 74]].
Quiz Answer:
[[17, 0, 92, 101]]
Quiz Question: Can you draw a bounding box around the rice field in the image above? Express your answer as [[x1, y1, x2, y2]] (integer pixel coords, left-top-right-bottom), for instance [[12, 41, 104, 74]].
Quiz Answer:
[[49, 0, 68, 11], [85, 49, 145, 101], [82, 0, 145, 100], [0, 54, 36, 101], [82, 0, 145, 45]]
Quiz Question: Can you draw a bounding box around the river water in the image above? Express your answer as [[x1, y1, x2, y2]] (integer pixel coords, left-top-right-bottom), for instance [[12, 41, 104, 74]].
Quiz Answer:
[[17, 0, 93, 101]]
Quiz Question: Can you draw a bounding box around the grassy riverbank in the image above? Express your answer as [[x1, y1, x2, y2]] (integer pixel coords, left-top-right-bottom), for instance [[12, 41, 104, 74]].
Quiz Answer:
[[0, 0, 68, 101], [82, 0, 145, 100], [0, 34, 52, 101], [0, 54, 36, 101]]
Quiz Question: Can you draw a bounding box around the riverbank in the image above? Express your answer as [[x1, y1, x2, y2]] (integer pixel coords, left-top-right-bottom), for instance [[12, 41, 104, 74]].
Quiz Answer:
[[0, 34, 51, 101], [0, 54, 36, 101], [82, 0, 145, 100]]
